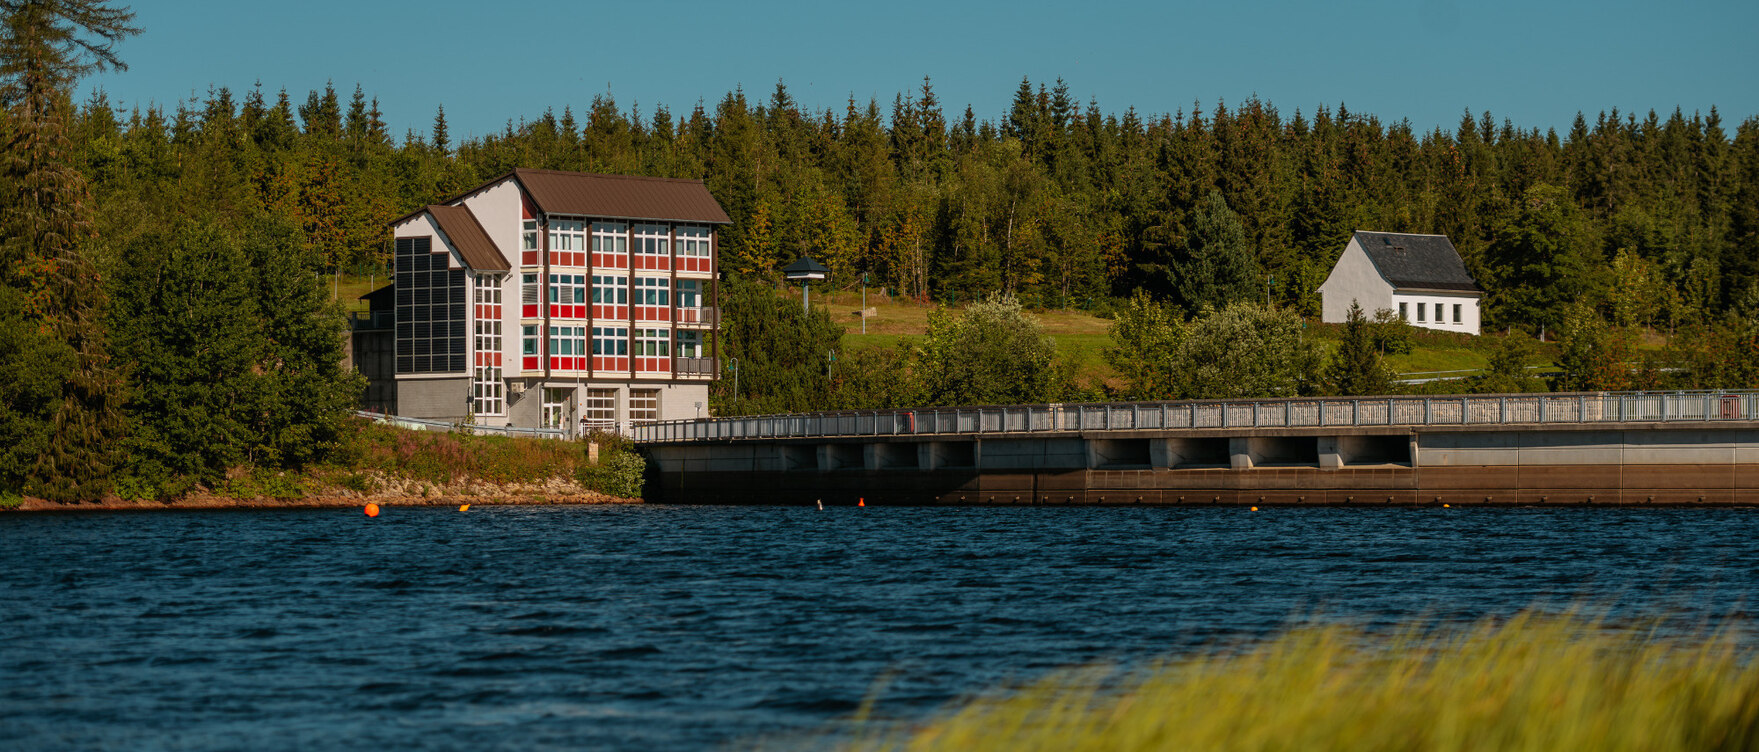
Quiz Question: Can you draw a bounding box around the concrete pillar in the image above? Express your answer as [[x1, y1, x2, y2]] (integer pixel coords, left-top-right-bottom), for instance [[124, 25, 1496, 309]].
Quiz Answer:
[[1149, 438, 1174, 469], [918, 442, 936, 471], [1229, 437, 1253, 470], [863, 444, 880, 472], [1409, 435, 1421, 468], [1084, 438, 1100, 469], [817, 444, 833, 473], [1318, 436, 1342, 470]]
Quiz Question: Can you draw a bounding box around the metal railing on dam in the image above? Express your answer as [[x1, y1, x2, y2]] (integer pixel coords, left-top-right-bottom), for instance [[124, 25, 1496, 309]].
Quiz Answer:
[[632, 390, 1759, 444]]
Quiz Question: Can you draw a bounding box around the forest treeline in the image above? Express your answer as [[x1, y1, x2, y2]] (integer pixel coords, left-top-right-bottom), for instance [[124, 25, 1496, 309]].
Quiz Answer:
[[8, 0, 1759, 501], [64, 74, 1759, 331]]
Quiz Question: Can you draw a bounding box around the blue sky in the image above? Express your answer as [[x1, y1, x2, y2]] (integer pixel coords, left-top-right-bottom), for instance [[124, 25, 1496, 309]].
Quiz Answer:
[[87, 0, 1758, 142]]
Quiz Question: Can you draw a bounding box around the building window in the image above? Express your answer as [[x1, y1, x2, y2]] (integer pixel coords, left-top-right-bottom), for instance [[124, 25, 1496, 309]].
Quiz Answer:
[[629, 388, 659, 423], [522, 272, 539, 318], [1417, 302, 1426, 322], [633, 223, 669, 257], [394, 236, 466, 374], [1453, 303, 1462, 324], [583, 388, 616, 431], [593, 326, 629, 355], [633, 328, 671, 357], [633, 277, 670, 306], [548, 218, 586, 267], [1398, 302, 1407, 320], [521, 220, 538, 266], [472, 365, 503, 416], [521, 324, 539, 371], [548, 325, 586, 356], [676, 225, 710, 273], [472, 274, 503, 406], [675, 329, 702, 358], [676, 279, 700, 308], [549, 273, 587, 317], [676, 225, 709, 258], [592, 221, 628, 268]]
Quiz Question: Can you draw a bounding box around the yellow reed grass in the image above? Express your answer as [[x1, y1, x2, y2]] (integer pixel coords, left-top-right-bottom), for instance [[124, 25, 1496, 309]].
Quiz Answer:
[[849, 611, 1759, 752]]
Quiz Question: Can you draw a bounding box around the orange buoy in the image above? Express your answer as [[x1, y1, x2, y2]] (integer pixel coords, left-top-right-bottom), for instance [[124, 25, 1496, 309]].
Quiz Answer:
[[1250, 506, 1259, 511], [459, 503, 470, 512], [858, 498, 866, 507], [1443, 503, 1451, 508], [364, 503, 380, 518]]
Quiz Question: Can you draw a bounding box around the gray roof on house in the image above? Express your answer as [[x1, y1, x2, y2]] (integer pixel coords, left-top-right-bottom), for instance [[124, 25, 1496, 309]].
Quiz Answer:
[[1354, 231, 1480, 292]]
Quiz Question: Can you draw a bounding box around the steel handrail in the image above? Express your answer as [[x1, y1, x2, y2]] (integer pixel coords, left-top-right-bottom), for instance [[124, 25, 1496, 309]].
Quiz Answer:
[[630, 391, 1759, 444]]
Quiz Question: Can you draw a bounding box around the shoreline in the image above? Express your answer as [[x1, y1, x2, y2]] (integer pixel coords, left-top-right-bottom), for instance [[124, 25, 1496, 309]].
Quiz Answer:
[[4, 492, 641, 512]]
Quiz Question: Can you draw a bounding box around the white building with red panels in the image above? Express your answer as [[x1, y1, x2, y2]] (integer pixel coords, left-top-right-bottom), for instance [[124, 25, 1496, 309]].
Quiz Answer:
[[383, 169, 727, 433]]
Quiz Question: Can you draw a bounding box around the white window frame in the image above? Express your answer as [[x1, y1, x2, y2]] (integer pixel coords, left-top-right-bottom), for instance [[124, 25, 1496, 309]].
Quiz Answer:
[[549, 273, 587, 305], [633, 277, 670, 306], [548, 325, 586, 356], [633, 223, 670, 258], [593, 275, 628, 304], [675, 225, 710, 258], [593, 326, 629, 356], [548, 217, 586, 252], [629, 388, 660, 424], [633, 328, 671, 357], [675, 329, 702, 358], [593, 221, 628, 254], [582, 388, 616, 431]]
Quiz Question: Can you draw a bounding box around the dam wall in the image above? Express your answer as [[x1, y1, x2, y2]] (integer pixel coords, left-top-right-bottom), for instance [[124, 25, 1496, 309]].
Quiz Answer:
[[636, 393, 1759, 505]]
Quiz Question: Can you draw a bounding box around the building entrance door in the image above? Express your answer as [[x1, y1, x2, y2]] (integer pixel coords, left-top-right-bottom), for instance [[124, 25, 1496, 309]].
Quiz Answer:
[[541, 387, 573, 432]]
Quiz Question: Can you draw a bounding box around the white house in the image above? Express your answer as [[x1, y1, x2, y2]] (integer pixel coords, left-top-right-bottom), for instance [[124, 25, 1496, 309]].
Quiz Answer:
[[1318, 231, 1482, 335], [376, 168, 728, 434]]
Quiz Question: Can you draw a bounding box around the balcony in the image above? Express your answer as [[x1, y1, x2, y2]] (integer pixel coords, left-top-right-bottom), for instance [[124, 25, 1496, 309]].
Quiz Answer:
[[675, 307, 719, 327], [674, 357, 717, 376]]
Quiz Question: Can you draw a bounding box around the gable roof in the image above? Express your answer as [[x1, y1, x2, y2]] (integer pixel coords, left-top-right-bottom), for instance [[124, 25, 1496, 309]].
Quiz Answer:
[[512, 168, 731, 225], [1353, 231, 1480, 292], [426, 204, 509, 271]]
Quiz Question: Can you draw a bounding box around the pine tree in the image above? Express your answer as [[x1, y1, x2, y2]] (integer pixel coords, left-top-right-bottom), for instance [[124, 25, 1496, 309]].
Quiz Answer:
[[0, 0, 137, 500], [431, 103, 449, 154]]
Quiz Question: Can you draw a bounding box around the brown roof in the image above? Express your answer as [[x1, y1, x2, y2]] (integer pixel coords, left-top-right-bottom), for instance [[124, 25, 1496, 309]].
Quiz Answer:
[[427, 204, 509, 271], [511, 168, 731, 225]]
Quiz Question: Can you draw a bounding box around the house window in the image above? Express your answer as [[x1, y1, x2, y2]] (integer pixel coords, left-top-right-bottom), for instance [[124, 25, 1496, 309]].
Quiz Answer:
[[1398, 302, 1408, 320], [545, 272, 587, 307], [394, 236, 466, 374], [676, 225, 710, 273], [522, 273, 539, 318], [676, 225, 709, 258], [548, 325, 586, 356], [583, 388, 616, 430], [592, 221, 628, 268], [521, 324, 540, 371], [633, 223, 669, 257], [472, 274, 503, 401], [676, 279, 700, 308], [633, 277, 670, 306], [1453, 304, 1462, 324], [592, 275, 628, 304], [629, 388, 659, 423], [472, 365, 503, 416], [548, 218, 587, 267], [521, 220, 538, 266], [593, 326, 629, 355], [633, 328, 671, 357], [675, 329, 702, 358], [1417, 302, 1426, 322]]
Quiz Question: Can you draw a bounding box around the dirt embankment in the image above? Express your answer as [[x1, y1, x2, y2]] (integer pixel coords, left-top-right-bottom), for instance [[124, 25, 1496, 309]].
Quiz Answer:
[[5, 474, 641, 512]]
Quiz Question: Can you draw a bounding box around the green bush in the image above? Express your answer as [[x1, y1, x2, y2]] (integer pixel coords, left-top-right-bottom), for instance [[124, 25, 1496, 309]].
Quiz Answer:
[[577, 445, 647, 499]]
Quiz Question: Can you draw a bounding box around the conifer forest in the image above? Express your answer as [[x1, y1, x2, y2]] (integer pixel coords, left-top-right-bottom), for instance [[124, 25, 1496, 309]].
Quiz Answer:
[[5, 1, 1759, 499]]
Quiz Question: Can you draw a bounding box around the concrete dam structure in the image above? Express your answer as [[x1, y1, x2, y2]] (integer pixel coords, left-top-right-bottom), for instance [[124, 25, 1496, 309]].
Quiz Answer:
[[633, 392, 1759, 506]]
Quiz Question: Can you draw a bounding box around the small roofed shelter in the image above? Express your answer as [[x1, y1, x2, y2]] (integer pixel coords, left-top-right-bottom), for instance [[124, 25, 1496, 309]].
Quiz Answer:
[[1318, 231, 1483, 335], [782, 256, 830, 312]]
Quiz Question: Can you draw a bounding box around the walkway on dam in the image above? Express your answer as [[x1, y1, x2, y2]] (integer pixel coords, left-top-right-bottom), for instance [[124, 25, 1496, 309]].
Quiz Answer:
[[631, 390, 1759, 444]]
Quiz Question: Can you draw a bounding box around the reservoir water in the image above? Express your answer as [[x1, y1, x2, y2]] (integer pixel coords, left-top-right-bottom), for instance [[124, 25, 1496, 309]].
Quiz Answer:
[[3, 505, 1757, 750]]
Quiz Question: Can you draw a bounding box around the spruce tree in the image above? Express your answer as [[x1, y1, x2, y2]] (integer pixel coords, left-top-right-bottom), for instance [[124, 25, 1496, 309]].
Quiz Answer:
[[1325, 302, 1394, 396], [0, 0, 136, 500]]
